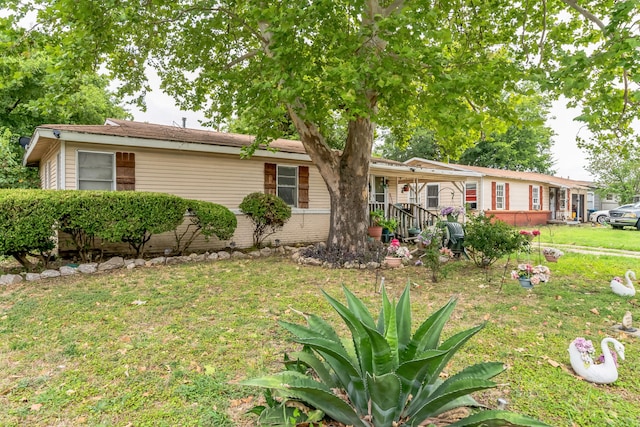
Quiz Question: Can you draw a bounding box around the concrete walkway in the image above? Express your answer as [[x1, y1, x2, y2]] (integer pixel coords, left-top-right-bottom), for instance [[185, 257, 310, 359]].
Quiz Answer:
[[540, 243, 640, 259]]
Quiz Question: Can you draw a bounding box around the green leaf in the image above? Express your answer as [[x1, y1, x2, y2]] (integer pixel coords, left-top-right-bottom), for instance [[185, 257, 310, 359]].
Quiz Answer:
[[287, 348, 337, 388], [366, 372, 402, 425], [402, 297, 457, 362], [446, 410, 552, 427]]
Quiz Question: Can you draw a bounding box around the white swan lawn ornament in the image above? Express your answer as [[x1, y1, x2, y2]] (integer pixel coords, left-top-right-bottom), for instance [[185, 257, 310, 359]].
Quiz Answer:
[[610, 270, 636, 297], [568, 337, 625, 384]]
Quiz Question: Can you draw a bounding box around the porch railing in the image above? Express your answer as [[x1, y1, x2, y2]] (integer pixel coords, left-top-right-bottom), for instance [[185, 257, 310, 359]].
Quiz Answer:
[[368, 202, 439, 242]]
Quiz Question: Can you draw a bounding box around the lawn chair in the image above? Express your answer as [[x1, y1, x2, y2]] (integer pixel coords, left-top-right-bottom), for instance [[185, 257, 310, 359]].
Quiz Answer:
[[441, 221, 468, 259]]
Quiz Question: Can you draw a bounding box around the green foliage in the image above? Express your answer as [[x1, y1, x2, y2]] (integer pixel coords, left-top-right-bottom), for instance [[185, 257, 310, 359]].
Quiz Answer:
[[464, 215, 526, 268], [0, 128, 39, 189], [242, 285, 549, 427], [89, 192, 187, 258], [377, 129, 446, 162], [369, 209, 385, 226], [173, 199, 237, 255], [0, 189, 59, 270], [239, 193, 292, 248], [377, 218, 398, 232], [586, 150, 640, 203]]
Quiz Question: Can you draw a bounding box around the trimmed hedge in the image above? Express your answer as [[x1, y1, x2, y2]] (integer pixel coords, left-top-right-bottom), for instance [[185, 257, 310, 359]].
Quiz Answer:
[[0, 189, 59, 270], [0, 189, 238, 264], [174, 199, 238, 255], [239, 192, 291, 248]]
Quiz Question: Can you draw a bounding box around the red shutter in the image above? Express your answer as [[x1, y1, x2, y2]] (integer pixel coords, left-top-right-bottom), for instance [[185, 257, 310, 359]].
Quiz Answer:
[[264, 163, 276, 195], [298, 166, 309, 208], [491, 182, 496, 210], [567, 189, 571, 213], [529, 185, 533, 210], [505, 183, 510, 210], [116, 152, 135, 191], [539, 185, 543, 210]]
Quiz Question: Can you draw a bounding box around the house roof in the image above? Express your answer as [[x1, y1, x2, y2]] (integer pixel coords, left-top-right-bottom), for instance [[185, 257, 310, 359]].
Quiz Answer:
[[23, 119, 481, 182], [404, 157, 590, 189]]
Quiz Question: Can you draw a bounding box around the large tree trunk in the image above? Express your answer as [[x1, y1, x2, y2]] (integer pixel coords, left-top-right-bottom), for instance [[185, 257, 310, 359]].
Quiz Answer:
[[289, 108, 375, 253]]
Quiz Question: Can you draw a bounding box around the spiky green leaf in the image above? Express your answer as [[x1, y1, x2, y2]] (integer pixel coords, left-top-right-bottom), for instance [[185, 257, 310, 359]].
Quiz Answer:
[[287, 348, 337, 388], [403, 297, 457, 362], [366, 372, 402, 425], [446, 410, 552, 427]]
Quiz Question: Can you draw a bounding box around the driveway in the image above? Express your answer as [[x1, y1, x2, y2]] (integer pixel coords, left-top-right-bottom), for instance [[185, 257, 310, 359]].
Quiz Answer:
[[544, 244, 640, 259]]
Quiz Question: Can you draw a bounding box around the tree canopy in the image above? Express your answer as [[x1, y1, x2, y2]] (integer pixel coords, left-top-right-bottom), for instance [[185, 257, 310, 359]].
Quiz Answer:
[[0, 14, 129, 188], [5, 0, 638, 249]]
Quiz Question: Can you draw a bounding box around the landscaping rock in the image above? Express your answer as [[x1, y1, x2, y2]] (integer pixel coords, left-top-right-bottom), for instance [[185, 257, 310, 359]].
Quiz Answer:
[[78, 263, 98, 274], [59, 266, 77, 276], [207, 252, 219, 261], [25, 273, 42, 281], [134, 259, 146, 267], [248, 250, 261, 258], [193, 254, 207, 262], [148, 257, 166, 266], [260, 247, 273, 257], [232, 251, 247, 259], [41, 269, 61, 278], [0, 274, 23, 285], [126, 263, 136, 270], [217, 251, 231, 260], [98, 257, 125, 271]]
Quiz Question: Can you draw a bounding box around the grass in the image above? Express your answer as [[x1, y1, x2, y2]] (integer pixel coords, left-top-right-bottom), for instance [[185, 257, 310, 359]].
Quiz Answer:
[[0, 225, 639, 426], [532, 223, 640, 251]]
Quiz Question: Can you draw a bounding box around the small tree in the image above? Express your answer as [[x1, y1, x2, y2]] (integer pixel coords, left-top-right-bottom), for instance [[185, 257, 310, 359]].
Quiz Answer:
[[464, 214, 525, 268], [239, 193, 291, 249], [173, 200, 237, 255]]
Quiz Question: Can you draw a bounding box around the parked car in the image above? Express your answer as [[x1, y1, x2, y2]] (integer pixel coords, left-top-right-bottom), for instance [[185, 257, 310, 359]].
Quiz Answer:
[[608, 202, 640, 229], [589, 204, 634, 224]]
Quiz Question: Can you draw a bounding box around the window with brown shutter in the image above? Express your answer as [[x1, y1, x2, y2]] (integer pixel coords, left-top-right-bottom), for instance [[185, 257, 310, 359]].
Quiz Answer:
[[491, 182, 496, 210], [264, 163, 277, 195], [116, 152, 135, 191], [298, 166, 309, 208], [505, 183, 510, 210]]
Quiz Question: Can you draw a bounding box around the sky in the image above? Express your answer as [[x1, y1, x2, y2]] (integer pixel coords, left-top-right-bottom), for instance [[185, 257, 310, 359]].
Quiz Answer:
[[125, 81, 595, 181]]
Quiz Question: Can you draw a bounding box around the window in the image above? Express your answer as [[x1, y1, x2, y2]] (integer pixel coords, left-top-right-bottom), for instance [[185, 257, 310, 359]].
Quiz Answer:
[[496, 183, 505, 209], [465, 182, 477, 209], [77, 151, 114, 190], [426, 184, 439, 209], [559, 188, 567, 210], [532, 186, 540, 210], [43, 160, 51, 189], [605, 193, 614, 201], [277, 165, 298, 206], [372, 176, 386, 203], [587, 192, 594, 210]]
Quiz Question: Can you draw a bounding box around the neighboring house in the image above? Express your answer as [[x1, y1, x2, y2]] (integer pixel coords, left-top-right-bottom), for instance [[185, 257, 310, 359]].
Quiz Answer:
[[399, 158, 590, 226], [22, 119, 479, 252]]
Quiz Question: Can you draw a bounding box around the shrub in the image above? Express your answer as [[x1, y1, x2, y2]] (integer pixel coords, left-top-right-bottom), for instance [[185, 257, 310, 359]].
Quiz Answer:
[[239, 192, 291, 248], [0, 189, 60, 270], [173, 199, 237, 255], [463, 214, 526, 268], [242, 285, 549, 427], [95, 192, 187, 258]]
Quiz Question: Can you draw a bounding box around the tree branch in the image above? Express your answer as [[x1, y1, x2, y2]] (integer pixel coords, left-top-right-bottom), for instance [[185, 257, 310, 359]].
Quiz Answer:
[[562, 0, 606, 31], [223, 49, 259, 69]]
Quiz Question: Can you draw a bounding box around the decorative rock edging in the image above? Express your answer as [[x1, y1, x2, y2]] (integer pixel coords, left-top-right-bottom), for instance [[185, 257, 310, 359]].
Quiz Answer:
[[0, 243, 394, 286], [0, 246, 292, 286]]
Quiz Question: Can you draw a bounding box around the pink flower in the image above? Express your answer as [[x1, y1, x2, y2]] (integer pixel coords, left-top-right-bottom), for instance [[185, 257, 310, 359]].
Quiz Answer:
[[532, 230, 540, 236], [597, 350, 618, 367]]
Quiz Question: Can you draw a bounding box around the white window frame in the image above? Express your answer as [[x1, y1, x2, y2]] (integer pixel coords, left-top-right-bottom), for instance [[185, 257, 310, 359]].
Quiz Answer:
[[532, 186, 540, 210], [496, 183, 505, 210], [426, 184, 439, 209], [43, 160, 51, 189], [371, 176, 387, 204], [277, 165, 298, 207], [76, 150, 115, 191], [465, 182, 478, 210]]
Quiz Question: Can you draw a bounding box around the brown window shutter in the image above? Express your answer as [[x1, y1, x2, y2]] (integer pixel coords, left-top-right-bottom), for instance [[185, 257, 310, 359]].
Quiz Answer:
[[491, 182, 496, 210], [264, 163, 276, 195], [505, 183, 510, 210], [539, 186, 543, 210], [116, 152, 135, 191], [529, 185, 533, 210], [567, 189, 571, 212], [298, 166, 309, 208]]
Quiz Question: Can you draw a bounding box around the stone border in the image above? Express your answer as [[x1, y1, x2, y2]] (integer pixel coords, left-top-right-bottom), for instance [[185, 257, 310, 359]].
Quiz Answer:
[[0, 243, 400, 286]]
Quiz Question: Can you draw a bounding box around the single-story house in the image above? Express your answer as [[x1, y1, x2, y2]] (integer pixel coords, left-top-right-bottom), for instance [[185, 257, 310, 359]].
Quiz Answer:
[[22, 119, 481, 253], [397, 158, 591, 226]]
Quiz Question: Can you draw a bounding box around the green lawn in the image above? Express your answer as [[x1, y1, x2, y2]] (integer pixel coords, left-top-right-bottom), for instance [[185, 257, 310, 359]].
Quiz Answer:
[[1, 227, 639, 426], [533, 223, 640, 251]]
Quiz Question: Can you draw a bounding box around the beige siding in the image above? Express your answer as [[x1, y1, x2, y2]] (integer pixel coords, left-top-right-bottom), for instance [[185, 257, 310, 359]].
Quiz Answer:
[[40, 141, 60, 189], [61, 142, 331, 249]]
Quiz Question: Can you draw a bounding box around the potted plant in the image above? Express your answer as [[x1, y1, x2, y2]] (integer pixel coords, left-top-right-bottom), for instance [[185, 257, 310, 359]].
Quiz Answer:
[[384, 238, 412, 267], [378, 218, 398, 243], [510, 263, 551, 288], [367, 209, 384, 241], [440, 206, 462, 222], [543, 247, 564, 262]]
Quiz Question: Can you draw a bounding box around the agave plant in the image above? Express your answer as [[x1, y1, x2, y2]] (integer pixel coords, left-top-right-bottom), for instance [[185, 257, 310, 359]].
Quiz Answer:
[[242, 284, 549, 427]]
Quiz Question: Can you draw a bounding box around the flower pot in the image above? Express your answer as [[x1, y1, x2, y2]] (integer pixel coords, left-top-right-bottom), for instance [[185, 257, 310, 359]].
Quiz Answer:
[[544, 254, 559, 263], [385, 256, 402, 268], [518, 278, 533, 289], [368, 226, 383, 241]]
